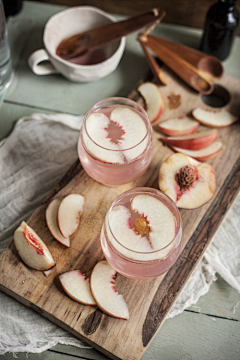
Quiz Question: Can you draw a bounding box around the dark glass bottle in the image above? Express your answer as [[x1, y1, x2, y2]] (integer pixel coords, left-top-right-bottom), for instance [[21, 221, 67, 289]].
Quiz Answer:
[[2, 0, 22, 18], [200, 0, 239, 61]]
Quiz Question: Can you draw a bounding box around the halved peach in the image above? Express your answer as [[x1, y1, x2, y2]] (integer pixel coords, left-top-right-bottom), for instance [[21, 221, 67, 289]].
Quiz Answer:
[[159, 153, 217, 209]]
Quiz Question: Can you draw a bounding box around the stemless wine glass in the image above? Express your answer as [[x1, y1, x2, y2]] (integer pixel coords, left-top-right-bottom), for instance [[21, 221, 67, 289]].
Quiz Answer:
[[100, 187, 183, 280], [78, 97, 153, 187]]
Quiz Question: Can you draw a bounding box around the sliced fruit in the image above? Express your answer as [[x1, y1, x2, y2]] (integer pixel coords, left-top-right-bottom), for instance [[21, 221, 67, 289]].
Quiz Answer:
[[90, 260, 129, 319], [159, 153, 217, 209], [82, 107, 148, 163], [58, 194, 85, 238], [171, 140, 222, 161], [138, 82, 165, 124], [59, 270, 96, 306], [192, 108, 238, 128], [107, 205, 152, 254], [161, 128, 218, 150], [158, 116, 200, 136], [82, 112, 122, 164], [110, 107, 148, 161], [131, 195, 176, 250], [14, 221, 56, 271], [46, 199, 70, 247], [106, 195, 176, 261]]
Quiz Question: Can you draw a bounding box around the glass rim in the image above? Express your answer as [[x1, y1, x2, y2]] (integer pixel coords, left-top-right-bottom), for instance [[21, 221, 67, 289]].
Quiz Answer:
[[82, 97, 152, 152], [107, 187, 183, 256]]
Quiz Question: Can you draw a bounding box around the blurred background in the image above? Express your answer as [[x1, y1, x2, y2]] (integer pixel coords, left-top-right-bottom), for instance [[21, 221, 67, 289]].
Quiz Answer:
[[22, 0, 240, 35]]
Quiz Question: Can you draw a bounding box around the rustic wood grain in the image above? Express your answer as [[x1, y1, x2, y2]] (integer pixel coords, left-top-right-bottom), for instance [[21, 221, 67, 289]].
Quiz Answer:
[[26, 0, 240, 36], [0, 67, 239, 360]]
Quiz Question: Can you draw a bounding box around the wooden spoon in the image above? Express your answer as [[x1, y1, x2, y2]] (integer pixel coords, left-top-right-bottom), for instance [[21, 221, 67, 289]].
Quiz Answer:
[[139, 37, 167, 86], [56, 8, 166, 60], [143, 35, 214, 94], [147, 34, 223, 80]]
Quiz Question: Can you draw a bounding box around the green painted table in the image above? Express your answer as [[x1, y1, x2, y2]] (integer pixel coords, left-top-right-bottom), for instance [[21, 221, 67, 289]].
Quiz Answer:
[[0, 2, 240, 359]]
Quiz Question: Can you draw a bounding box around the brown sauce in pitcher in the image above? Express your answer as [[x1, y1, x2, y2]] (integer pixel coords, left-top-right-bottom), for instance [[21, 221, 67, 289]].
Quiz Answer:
[[57, 47, 107, 65]]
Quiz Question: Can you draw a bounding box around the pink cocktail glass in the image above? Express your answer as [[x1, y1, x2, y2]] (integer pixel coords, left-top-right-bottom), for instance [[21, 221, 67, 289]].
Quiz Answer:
[[78, 97, 153, 187], [101, 187, 183, 280]]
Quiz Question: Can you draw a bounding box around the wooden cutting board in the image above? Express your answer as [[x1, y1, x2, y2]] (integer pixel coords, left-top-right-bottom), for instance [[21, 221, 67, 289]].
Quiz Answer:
[[0, 67, 239, 360]]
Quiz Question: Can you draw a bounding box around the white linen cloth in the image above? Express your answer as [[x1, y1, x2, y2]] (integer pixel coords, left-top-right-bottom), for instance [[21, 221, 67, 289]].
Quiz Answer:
[[0, 113, 239, 355]]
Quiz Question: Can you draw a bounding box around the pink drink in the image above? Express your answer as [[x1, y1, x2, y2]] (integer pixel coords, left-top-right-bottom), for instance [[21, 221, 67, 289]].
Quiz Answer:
[[78, 97, 153, 187], [101, 187, 183, 280]]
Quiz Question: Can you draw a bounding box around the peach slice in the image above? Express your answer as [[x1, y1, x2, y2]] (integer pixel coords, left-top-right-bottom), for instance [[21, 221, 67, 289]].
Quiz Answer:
[[158, 116, 200, 136], [171, 140, 222, 161], [138, 82, 165, 124], [106, 205, 152, 255], [59, 270, 96, 306], [82, 112, 122, 164], [161, 129, 218, 150], [57, 194, 85, 238], [90, 260, 129, 320], [14, 221, 56, 271], [131, 195, 176, 251], [192, 108, 238, 128], [159, 153, 217, 209], [106, 195, 176, 261], [110, 107, 148, 161], [82, 107, 148, 163], [46, 199, 70, 247]]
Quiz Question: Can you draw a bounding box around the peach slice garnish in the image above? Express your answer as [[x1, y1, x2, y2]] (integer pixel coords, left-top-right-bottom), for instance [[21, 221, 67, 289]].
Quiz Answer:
[[82, 107, 148, 163], [110, 107, 148, 161], [105, 194, 176, 261]]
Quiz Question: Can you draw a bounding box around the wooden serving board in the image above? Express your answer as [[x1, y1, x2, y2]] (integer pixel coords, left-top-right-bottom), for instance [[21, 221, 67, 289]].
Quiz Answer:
[[0, 67, 240, 360]]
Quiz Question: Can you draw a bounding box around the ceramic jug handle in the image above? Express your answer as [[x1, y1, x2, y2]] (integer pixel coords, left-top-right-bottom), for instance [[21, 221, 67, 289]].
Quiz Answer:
[[28, 49, 59, 75]]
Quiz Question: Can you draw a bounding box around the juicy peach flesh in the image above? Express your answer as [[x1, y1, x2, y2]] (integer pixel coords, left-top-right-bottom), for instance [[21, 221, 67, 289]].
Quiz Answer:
[[23, 227, 45, 255]]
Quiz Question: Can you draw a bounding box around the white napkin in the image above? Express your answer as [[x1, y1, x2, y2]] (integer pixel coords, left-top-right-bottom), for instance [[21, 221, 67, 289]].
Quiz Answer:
[[0, 113, 239, 355]]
